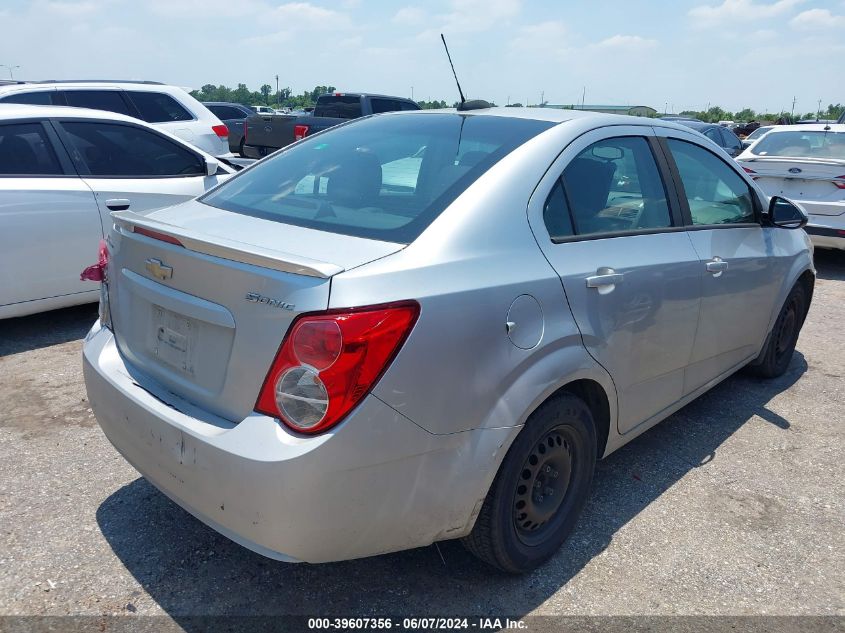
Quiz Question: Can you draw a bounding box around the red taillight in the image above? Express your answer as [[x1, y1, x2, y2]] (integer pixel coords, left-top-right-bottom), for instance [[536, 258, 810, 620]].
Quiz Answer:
[[294, 124, 310, 141], [255, 301, 420, 434], [833, 176, 845, 190], [742, 167, 756, 174], [133, 226, 184, 246], [212, 124, 229, 139], [80, 239, 109, 282]]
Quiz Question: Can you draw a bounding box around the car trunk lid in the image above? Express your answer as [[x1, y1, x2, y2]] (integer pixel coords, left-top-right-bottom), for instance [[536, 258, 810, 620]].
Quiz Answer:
[[743, 157, 845, 216], [106, 199, 404, 422]]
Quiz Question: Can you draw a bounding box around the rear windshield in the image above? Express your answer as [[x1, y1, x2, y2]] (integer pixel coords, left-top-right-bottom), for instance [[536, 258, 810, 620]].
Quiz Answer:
[[313, 96, 362, 119], [750, 130, 845, 159], [201, 113, 554, 243]]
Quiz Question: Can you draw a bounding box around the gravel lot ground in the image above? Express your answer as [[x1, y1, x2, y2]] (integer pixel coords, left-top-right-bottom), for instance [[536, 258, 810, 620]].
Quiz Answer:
[[0, 251, 843, 628]]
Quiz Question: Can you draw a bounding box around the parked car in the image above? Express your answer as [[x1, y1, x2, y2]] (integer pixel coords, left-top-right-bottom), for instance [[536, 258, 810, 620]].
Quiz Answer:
[[83, 107, 813, 573], [243, 92, 420, 158], [741, 125, 775, 150], [732, 121, 761, 137], [203, 101, 254, 156], [737, 124, 845, 250], [0, 104, 234, 319], [0, 80, 229, 155], [252, 105, 276, 115], [675, 120, 744, 156]]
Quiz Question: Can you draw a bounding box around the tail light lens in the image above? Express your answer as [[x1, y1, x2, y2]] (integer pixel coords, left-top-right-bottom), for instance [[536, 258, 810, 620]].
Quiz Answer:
[[80, 239, 109, 282], [255, 301, 420, 434], [833, 176, 845, 190], [212, 124, 229, 139], [742, 167, 756, 174], [294, 124, 310, 141]]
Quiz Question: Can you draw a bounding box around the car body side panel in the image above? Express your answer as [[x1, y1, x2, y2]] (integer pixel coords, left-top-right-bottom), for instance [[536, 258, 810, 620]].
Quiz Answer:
[[0, 177, 102, 307]]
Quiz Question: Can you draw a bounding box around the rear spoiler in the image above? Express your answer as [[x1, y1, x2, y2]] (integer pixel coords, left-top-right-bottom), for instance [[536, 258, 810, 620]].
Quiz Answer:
[[742, 156, 845, 167], [111, 210, 343, 279]]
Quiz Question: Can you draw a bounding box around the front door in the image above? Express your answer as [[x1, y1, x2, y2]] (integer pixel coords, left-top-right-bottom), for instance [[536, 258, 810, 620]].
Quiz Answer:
[[656, 133, 786, 392]]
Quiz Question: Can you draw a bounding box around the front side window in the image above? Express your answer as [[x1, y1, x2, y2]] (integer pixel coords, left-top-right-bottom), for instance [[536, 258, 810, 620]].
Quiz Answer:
[[126, 91, 193, 123], [667, 139, 756, 225], [0, 123, 63, 176], [62, 90, 131, 116], [549, 136, 672, 238], [201, 114, 554, 243], [61, 121, 204, 177]]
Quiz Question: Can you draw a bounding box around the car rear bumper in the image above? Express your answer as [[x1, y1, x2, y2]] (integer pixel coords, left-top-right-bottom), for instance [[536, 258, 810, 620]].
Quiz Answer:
[[242, 144, 274, 160], [83, 324, 514, 563], [806, 214, 845, 250]]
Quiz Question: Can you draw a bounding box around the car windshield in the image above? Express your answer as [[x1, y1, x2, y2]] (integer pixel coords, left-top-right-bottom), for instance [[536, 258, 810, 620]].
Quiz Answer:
[[200, 113, 555, 243], [745, 126, 771, 141], [750, 130, 845, 159]]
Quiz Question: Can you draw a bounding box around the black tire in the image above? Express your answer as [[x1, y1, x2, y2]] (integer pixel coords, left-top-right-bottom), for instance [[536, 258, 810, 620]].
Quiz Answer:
[[747, 283, 807, 378], [238, 138, 246, 157], [462, 393, 596, 573]]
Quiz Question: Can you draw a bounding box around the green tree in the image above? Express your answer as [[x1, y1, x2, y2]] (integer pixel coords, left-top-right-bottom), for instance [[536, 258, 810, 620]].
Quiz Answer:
[[260, 84, 272, 104]]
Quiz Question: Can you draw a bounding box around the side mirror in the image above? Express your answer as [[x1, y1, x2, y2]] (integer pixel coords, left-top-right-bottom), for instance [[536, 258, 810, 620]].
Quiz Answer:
[[767, 196, 807, 229], [105, 198, 130, 212], [205, 157, 220, 176]]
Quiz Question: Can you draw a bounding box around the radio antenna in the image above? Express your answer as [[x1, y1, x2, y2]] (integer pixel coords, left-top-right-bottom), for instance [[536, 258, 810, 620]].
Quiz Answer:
[[441, 34, 466, 107]]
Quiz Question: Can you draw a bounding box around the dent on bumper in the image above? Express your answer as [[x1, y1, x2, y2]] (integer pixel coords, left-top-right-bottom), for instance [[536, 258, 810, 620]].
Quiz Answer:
[[83, 326, 517, 563]]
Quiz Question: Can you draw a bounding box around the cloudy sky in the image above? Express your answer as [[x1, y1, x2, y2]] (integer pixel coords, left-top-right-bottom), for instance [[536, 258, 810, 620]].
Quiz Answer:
[[1, 0, 843, 113]]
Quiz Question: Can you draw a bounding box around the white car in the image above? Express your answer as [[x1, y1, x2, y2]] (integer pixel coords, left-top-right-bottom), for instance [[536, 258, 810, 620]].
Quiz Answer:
[[252, 105, 275, 115], [737, 124, 845, 250], [0, 80, 229, 156], [0, 104, 234, 319]]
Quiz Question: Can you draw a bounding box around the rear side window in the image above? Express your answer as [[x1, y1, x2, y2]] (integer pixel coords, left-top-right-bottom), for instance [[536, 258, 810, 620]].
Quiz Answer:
[[126, 91, 193, 123], [721, 128, 741, 151], [201, 114, 554, 243], [0, 123, 63, 176], [546, 136, 672, 238], [0, 91, 55, 105], [62, 90, 131, 116], [61, 121, 204, 177], [313, 96, 362, 119], [208, 105, 246, 120], [667, 139, 755, 225]]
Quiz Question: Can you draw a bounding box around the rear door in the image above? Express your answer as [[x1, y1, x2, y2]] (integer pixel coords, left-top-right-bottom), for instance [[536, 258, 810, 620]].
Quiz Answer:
[[0, 120, 101, 306], [656, 130, 787, 391], [528, 126, 702, 435], [52, 119, 227, 216]]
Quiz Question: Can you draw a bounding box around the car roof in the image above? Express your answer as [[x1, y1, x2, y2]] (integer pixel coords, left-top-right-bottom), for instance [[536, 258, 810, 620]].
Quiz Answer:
[[0, 103, 148, 123], [0, 81, 184, 95], [768, 123, 845, 132], [384, 106, 710, 137]]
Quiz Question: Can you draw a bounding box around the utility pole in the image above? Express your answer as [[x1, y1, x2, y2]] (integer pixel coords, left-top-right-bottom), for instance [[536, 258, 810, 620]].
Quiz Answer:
[[541, 90, 544, 106], [411, 86, 414, 100], [817, 99, 822, 120], [664, 101, 668, 115], [791, 96, 796, 120], [581, 86, 586, 109], [0, 64, 20, 79], [275, 74, 279, 106]]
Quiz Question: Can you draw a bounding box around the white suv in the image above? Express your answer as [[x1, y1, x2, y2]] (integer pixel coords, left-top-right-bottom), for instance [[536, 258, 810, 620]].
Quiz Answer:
[[0, 80, 228, 156]]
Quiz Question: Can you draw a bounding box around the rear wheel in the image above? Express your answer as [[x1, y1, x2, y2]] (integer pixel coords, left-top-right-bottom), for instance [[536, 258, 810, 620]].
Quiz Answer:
[[462, 393, 596, 573], [747, 283, 807, 378], [238, 138, 246, 157]]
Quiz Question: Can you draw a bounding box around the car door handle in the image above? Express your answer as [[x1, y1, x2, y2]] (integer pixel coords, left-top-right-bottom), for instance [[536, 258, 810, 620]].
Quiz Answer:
[[586, 268, 624, 294], [705, 258, 729, 275]]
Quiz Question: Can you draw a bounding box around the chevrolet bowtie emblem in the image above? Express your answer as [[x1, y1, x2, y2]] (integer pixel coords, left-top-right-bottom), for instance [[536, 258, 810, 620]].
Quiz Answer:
[[145, 258, 173, 281]]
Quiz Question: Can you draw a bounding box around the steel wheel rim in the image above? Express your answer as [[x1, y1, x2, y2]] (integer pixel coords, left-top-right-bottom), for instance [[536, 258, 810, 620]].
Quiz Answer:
[[774, 295, 799, 358], [513, 426, 575, 546]]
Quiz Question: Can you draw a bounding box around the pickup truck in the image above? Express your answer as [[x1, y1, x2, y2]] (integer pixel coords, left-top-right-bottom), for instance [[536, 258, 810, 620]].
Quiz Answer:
[[242, 92, 420, 158]]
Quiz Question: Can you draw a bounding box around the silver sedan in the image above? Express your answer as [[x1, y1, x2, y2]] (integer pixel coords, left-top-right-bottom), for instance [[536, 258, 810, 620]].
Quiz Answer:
[[83, 107, 814, 573]]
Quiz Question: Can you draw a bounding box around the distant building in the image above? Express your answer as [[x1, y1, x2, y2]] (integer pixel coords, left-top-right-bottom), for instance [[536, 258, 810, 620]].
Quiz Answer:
[[542, 104, 657, 117]]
